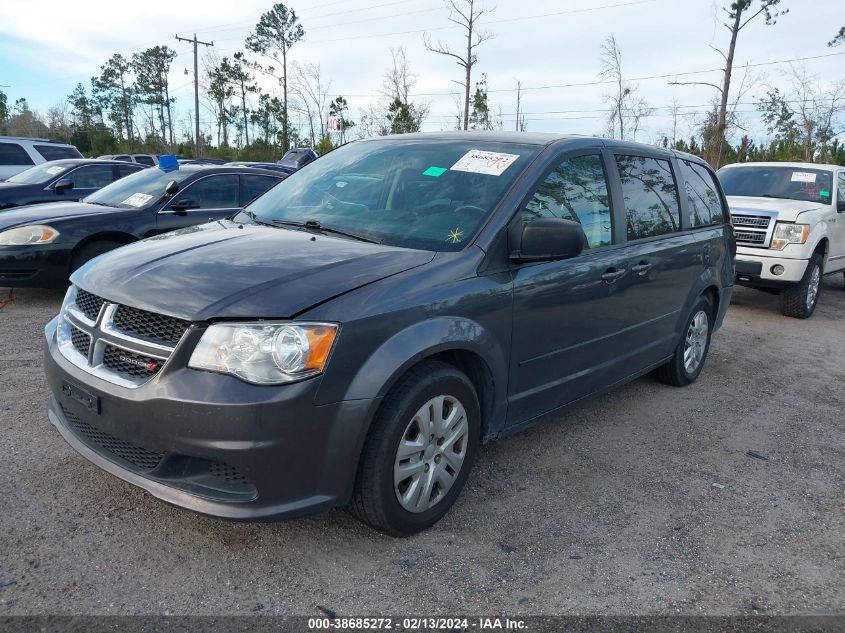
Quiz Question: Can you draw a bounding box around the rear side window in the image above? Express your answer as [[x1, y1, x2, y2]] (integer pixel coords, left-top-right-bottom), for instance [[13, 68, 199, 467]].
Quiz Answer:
[[523, 154, 613, 249], [115, 155, 132, 162], [243, 174, 282, 204], [680, 160, 725, 227], [117, 164, 143, 179], [34, 144, 82, 161], [133, 155, 155, 166], [838, 173, 845, 204], [0, 143, 35, 166], [176, 175, 240, 209], [70, 164, 115, 188], [615, 155, 681, 240]]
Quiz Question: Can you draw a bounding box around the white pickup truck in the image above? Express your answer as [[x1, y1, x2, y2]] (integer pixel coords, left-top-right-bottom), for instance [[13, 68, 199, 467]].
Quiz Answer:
[[717, 162, 845, 318]]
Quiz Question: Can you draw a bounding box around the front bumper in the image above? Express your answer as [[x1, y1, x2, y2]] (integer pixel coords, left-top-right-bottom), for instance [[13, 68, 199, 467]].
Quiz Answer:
[[0, 243, 72, 288], [734, 250, 809, 287], [44, 318, 376, 520]]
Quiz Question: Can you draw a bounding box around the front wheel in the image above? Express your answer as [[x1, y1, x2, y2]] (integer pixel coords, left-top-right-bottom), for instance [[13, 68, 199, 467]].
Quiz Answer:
[[350, 360, 480, 536], [655, 295, 713, 387], [779, 253, 823, 319]]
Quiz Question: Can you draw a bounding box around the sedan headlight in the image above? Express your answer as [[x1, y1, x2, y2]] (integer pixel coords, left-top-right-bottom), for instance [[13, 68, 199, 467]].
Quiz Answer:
[[0, 225, 60, 245], [771, 223, 810, 250], [188, 322, 338, 384]]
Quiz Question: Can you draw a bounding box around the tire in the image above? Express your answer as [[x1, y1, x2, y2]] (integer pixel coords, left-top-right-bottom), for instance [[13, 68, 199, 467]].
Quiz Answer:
[[779, 253, 823, 319], [69, 241, 123, 275], [655, 294, 713, 387], [350, 360, 480, 536]]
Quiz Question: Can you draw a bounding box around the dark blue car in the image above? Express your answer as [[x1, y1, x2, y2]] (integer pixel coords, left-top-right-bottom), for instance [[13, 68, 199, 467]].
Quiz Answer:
[[0, 159, 145, 210]]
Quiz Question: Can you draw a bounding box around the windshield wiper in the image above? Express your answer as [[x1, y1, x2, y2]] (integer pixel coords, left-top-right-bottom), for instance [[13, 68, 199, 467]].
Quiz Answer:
[[239, 209, 273, 226], [270, 219, 381, 244]]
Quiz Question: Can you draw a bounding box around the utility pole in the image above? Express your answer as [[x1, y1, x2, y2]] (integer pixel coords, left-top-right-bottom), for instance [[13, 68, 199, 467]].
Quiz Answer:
[[175, 33, 213, 159]]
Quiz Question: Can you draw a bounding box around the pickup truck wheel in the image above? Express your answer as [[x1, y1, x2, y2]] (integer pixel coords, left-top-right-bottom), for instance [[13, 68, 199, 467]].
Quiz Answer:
[[779, 253, 823, 319], [70, 241, 122, 275], [349, 360, 480, 536], [655, 295, 712, 387]]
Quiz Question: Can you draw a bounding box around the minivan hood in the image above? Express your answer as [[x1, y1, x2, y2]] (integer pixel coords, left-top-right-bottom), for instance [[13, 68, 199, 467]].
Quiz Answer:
[[73, 221, 435, 321], [0, 201, 111, 228], [726, 196, 824, 222]]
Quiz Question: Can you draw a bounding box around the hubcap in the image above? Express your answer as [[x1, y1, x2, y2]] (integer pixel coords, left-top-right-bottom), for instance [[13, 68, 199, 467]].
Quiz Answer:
[[806, 265, 821, 310], [394, 395, 468, 513], [683, 310, 709, 375]]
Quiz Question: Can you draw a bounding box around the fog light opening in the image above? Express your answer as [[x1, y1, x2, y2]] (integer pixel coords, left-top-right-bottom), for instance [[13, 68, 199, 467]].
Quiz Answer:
[[771, 264, 785, 276]]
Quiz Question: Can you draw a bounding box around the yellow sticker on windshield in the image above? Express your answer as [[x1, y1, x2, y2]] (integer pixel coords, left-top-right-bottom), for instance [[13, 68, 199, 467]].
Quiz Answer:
[[448, 228, 464, 243]]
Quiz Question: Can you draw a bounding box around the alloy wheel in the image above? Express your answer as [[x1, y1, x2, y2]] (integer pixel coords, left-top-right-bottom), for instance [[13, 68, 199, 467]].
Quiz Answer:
[[683, 310, 709, 374]]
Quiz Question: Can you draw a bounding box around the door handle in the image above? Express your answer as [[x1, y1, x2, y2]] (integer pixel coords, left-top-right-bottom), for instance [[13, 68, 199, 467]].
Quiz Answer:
[[601, 268, 627, 283], [631, 261, 653, 275]]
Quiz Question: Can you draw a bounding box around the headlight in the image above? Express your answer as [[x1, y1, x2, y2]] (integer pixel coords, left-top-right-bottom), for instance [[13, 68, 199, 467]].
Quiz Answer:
[[188, 322, 338, 384], [0, 225, 60, 245], [771, 223, 810, 250]]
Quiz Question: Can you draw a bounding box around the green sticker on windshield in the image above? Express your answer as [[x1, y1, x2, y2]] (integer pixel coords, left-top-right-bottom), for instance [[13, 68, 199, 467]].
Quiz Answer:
[[820, 190, 830, 197], [423, 166, 447, 177]]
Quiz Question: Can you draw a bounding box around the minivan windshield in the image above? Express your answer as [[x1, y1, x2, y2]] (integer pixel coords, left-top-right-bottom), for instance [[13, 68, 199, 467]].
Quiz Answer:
[[6, 162, 73, 184], [84, 167, 194, 209], [244, 139, 540, 251], [718, 166, 833, 205]]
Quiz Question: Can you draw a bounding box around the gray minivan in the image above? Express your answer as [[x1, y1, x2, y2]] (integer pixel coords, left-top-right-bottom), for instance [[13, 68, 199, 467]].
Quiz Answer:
[[44, 133, 734, 535]]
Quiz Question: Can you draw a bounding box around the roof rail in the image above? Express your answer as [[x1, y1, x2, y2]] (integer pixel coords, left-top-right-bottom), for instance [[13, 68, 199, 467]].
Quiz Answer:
[[0, 136, 71, 144]]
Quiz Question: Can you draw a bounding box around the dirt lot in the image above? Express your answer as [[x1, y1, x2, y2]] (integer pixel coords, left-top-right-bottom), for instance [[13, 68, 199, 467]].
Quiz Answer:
[[0, 279, 843, 616]]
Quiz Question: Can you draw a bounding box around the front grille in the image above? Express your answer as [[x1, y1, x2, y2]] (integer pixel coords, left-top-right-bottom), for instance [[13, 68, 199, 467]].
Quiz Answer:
[[62, 405, 165, 471], [75, 289, 105, 321], [734, 230, 767, 245], [113, 305, 189, 346], [103, 345, 163, 379], [71, 326, 90, 357], [731, 214, 770, 228], [209, 461, 252, 487]]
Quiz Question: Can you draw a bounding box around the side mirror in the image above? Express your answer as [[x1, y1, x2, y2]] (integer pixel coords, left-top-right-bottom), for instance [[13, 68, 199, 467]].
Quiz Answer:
[[54, 179, 74, 192], [164, 180, 180, 196], [170, 198, 200, 213], [511, 218, 586, 262]]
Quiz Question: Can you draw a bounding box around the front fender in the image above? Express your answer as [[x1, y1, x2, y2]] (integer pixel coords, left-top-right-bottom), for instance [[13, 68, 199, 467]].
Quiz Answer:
[[337, 316, 509, 435]]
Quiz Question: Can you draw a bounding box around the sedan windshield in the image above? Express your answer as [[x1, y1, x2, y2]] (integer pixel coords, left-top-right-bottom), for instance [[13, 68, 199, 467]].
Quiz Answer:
[[84, 167, 194, 209], [718, 166, 833, 205], [244, 139, 540, 251], [6, 162, 72, 184]]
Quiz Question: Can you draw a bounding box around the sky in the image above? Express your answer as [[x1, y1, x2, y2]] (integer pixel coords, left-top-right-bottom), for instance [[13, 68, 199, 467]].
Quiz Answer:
[[0, 0, 843, 144]]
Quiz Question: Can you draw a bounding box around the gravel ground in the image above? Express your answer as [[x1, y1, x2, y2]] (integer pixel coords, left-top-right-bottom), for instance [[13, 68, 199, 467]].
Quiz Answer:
[[0, 278, 843, 616]]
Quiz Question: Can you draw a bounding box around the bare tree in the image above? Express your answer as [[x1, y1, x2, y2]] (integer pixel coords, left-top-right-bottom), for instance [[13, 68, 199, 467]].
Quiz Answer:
[[671, 0, 787, 166], [424, 0, 495, 131], [293, 62, 331, 145], [599, 34, 651, 141], [829, 26, 844, 47]]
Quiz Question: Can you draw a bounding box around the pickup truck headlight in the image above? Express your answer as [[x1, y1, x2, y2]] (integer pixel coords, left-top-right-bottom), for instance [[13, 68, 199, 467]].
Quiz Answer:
[[0, 225, 60, 245], [188, 322, 338, 385], [771, 223, 810, 250]]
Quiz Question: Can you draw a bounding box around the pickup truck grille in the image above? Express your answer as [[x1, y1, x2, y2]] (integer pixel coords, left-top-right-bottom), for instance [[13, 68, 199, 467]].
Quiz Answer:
[[57, 287, 190, 388], [731, 214, 772, 248]]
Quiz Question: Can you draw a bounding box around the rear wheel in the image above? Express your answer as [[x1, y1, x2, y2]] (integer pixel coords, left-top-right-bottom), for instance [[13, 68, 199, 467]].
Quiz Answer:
[[779, 253, 823, 319], [655, 295, 713, 387], [350, 360, 480, 536], [69, 241, 122, 275]]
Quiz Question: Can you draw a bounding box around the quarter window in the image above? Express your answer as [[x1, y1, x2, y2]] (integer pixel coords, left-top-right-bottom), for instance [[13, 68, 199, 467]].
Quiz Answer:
[[243, 174, 282, 204], [0, 143, 35, 166], [680, 160, 725, 227], [615, 155, 681, 240], [175, 175, 240, 209], [133, 155, 156, 166], [69, 164, 115, 188], [838, 173, 845, 204], [523, 154, 613, 248]]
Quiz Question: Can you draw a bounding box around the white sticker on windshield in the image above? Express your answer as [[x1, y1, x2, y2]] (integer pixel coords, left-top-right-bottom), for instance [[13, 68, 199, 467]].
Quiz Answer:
[[122, 193, 154, 207], [450, 150, 520, 176], [791, 172, 816, 183], [46, 166, 65, 175]]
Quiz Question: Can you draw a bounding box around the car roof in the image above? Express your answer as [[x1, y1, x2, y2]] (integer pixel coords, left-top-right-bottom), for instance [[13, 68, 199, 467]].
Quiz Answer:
[[167, 165, 286, 177], [38, 159, 132, 167], [0, 136, 75, 145], [719, 161, 842, 171]]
